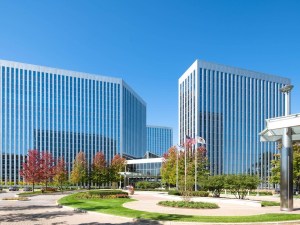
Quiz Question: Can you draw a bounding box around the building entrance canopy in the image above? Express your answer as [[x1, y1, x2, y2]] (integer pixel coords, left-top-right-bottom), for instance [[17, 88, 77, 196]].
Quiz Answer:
[[260, 113, 300, 142]]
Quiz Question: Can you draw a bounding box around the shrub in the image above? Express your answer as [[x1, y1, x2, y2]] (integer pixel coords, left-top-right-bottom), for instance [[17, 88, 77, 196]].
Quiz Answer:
[[135, 181, 161, 189], [225, 174, 260, 199], [168, 190, 180, 195], [76, 190, 128, 199], [249, 191, 273, 196], [158, 200, 219, 209], [201, 175, 225, 197], [168, 190, 209, 197], [190, 191, 209, 197]]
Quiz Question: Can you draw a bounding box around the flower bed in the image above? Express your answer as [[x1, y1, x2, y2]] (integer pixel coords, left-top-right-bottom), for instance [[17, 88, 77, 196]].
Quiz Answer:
[[158, 200, 219, 209]]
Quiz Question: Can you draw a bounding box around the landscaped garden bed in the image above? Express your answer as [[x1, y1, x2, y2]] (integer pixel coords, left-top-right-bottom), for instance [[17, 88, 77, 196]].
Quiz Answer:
[[58, 192, 300, 223], [158, 200, 219, 209], [76, 190, 129, 199]]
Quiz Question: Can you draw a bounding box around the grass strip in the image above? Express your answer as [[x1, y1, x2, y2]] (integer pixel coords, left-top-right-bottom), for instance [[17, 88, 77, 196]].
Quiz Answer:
[[58, 193, 300, 223], [261, 201, 280, 207]]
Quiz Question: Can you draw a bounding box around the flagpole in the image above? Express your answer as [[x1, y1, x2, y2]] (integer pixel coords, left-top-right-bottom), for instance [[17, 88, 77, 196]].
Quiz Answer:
[[195, 144, 197, 191], [185, 142, 187, 192], [176, 146, 179, 190]]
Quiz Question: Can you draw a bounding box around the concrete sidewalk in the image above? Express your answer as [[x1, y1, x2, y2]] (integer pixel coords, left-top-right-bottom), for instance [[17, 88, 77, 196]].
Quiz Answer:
[[124, 191, 300, 216]]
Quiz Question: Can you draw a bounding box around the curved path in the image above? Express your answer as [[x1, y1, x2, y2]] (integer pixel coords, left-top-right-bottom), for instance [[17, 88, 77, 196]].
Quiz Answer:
[[124, 191, 300, 216], [0, 190, 135, 225]]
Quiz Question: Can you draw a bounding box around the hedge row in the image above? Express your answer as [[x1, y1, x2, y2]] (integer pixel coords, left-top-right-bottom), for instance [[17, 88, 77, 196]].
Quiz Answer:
[[249, 191, 273, 196], [158, 200, 219, 209], [168, 190, 209, 197], [135, 181, 161, 189]]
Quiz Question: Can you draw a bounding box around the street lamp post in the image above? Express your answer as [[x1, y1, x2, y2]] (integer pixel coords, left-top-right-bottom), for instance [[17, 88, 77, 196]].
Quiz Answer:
[[280, 84, 294, 211]]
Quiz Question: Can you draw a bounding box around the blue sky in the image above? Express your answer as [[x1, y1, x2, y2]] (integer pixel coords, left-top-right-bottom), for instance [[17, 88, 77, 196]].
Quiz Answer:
[[0, 0, 299, 144]]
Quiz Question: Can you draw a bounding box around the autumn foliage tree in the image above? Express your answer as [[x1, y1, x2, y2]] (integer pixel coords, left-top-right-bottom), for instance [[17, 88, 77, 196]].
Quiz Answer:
[[92, 152, 108, 188], [41, 151, 55, 190], [53, 157, 68, 192], [161, 147, 177, 187], [109, 154, 126, 187], [20, 149, 43, 192], [70, 151, 87, 187]]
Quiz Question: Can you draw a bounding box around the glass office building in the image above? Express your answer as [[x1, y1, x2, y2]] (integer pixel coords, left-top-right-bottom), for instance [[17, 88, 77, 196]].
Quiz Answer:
[[0, 59, 146, 184], [147, 125, 173, 157], [179, 60, 290, 187]]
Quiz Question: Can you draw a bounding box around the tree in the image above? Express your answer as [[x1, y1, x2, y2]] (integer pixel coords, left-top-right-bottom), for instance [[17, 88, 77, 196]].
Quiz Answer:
[[40, 151, 55, 190], [53, 157, 68, 192], [271, 143, 300, 190], [20, 149, 43, 192], [225, 174, 260, 199], [70, 151, 87, 187], [201, 175, 225, 197], [109, 154, 126, 188], [270, 153, 280, 185], [92, 152, 108, 188], [161, 147, 177, 187]]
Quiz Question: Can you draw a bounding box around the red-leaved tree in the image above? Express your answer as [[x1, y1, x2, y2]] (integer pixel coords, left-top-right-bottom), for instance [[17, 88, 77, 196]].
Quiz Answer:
[[109, 154, 126, 188], [92, 152, 107, 188], [20, 149, 43, 192], [41, 151, 55, 190]]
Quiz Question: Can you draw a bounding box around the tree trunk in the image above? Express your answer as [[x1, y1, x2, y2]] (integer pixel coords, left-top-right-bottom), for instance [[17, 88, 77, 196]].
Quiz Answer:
[[32, 182, 35, 192], [60, 181, 63, 193]]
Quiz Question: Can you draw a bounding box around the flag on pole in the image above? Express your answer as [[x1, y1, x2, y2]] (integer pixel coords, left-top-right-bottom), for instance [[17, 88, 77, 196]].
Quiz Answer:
[[186, 135, 196, 145], [196, 136, 206, 145]]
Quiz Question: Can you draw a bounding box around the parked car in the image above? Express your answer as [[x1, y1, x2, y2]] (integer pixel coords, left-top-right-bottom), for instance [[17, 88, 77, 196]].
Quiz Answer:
[[23, 186, 32, 192], [9, 186, 19, 191]]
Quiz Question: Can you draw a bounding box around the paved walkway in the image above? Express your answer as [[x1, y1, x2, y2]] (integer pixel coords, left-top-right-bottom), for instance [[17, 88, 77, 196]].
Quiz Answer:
[[124, 191, 300, 216], [1, 190, 300, 224], [0, 191, 138, 225]]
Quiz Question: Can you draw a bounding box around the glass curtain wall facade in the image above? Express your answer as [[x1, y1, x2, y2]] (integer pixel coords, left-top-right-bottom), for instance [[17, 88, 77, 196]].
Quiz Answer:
[[147, 126, 173, 156], [178, 60, 290, 187], [0, 60, 146, 184]]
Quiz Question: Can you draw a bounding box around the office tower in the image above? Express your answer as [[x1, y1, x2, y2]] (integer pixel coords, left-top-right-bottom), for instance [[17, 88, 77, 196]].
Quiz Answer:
[[178, 60, 290, 187], [0, 60, 146, 184]]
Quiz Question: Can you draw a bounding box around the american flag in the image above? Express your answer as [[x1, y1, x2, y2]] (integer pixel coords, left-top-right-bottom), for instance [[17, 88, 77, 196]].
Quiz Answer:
[[186, 135, 196, 145]]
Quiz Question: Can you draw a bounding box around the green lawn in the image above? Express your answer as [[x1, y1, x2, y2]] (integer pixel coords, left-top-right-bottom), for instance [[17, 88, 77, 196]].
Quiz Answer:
[[58, 193, 300, 223], [261, 201, 281, 207]]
